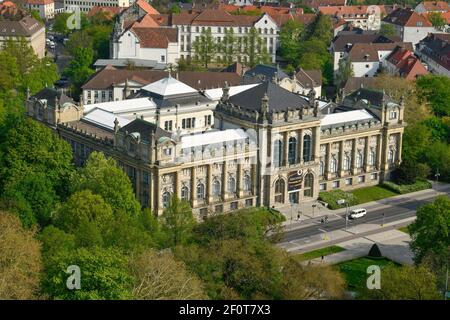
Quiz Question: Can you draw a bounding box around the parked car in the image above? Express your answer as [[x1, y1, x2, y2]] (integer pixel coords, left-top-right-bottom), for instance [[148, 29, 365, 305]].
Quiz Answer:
[[349, 208, 367, 219]]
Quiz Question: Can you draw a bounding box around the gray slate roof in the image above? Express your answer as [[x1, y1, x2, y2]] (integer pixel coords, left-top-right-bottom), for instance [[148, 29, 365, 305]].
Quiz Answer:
[[119, 118, 171, 142], [31, 87, 75, 109], [229, 81, 310, 112]]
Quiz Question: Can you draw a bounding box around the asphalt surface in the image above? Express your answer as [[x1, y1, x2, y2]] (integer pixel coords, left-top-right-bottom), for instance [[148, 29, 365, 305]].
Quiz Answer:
[[282, 189, 447, 243]]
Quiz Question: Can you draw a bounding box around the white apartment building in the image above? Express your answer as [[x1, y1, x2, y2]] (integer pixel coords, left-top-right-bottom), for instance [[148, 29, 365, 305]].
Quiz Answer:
[[174, 9, 279, 64], [25, 0, 55, 20], [64, 0, 129, 13]]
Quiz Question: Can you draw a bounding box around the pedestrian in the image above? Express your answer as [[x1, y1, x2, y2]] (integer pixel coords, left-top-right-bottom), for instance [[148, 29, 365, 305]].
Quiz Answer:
[[297, 213, 300, 220], [321, 255, 324, 262]]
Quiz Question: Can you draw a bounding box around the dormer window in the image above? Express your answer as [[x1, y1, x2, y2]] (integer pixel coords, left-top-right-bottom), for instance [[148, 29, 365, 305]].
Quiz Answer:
[[389, 111, 397, 120]]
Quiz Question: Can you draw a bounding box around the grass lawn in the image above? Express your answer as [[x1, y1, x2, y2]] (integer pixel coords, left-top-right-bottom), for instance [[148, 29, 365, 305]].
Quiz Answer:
[[336, 256, 400, 296], [351, 185, 398, 204], [398, 226, 410, 234], [294, 245, 345, 261]]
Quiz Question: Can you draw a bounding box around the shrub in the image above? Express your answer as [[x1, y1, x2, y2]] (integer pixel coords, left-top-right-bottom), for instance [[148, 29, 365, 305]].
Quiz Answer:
[[318, 190, 357, 210], [382, 180, 431, 194]]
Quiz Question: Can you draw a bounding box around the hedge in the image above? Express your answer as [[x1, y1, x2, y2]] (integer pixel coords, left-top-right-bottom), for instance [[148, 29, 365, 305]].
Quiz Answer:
[[318, 190, 358, 210], [382, 180, 432, 194]]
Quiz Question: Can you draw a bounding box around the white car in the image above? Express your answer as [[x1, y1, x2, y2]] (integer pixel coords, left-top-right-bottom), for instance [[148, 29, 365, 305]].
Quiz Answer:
[[349, 208, 367, 219]]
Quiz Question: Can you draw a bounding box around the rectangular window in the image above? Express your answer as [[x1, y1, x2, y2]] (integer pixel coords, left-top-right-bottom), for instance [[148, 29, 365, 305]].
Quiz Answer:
[[371, 173, 378, 180], [164, 120, 172, 131], [230, 202, 238, 210], [320, 183, 327, 191], [215, 205, 223, 213], [182, 119, 186, 129], [161, 55, 165, 62], [345, 178, 352, 186], [358, 175, 365, 183], [332, 181, 340, 189], [245, 199, 253, 207]]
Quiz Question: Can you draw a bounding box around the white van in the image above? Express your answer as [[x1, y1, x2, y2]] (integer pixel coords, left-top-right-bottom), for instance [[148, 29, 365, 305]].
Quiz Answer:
[[349, 208, 367, 219]]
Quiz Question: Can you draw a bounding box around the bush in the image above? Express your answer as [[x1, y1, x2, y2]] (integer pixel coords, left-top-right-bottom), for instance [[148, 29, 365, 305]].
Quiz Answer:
[[382, 180, 431, 194], [318, 190, 357, 210]]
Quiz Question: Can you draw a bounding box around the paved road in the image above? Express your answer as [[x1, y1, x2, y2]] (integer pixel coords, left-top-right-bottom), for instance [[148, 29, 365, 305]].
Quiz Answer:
[[282, 187, 449, 243]]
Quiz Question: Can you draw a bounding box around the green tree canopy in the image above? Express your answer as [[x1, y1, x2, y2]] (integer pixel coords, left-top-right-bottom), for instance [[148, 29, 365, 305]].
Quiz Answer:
[[417, 75, 450, 117], [71, 152, 141, 217], [193, 27, 217, 68], [160, 196, 196, 247], [42, 246, 132, 300]]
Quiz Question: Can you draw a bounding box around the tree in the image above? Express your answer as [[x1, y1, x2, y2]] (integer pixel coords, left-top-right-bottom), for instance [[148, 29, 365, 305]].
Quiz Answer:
[[53, 13, 72, 36], [160, 196, 196, 247], [409, 196, 450, 265], [243, 27, 271, 68], [281, 258, 345, 299], [380, 23, 397, 37], [0, 212, 42, 299], [0, 117, 74, 200], [279, 20, 304, 67], [53, 190, 113, 247], [193, 27, 217, 68], [40, 225, 76, 259], [222, 28, 237, 65], [394, 159, 430, 184], [170, 4, 181, 14], [428, 12, 446, 31], [71, 152, 141, 217], [129, 249, 206, 300], [30, 10, 44, 23], [363, 265, 441, 300], [42, 246, 132, 300], [416, 75, 450, 117], [336, 58, 354, 89], [64, 46, 95, 96]]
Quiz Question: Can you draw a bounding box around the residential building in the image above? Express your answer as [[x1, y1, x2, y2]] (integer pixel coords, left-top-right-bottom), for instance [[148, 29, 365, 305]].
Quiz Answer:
[[415, 1, 450, 14], [0, 4, 45, 58], [382, 45, 429, 80], [416, 33, 450, 76], [64, 0, 129, 13], [347, 42, 414, 77], [244, 64, 322, 97], [27, 78, 405, 216], [302, 0, 347, 10], [24, 0, 55, 20], [319, 5, 386, 31], [330, 31, 402, 73], [82, 66, 243, 104], [382, 8, 436, 46]]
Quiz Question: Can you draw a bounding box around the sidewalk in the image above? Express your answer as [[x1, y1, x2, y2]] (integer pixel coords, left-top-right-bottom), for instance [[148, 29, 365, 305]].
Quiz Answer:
[[278, 182, 450, 233]]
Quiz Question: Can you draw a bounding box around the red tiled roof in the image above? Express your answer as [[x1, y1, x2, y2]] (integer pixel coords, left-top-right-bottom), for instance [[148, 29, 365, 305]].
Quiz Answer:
[[82, 67, 243, 90], [88, 6, 124, 18], [131, 27, 177, 48], [319, 5, 386, 16], [304, 0, 347, 10], [26, 0, 53, 5], [386, 46, 428, 80], [383, 8, 433, 27], [135, 0, 159, 15], [441, 11, 450, 23], [349, 42, 414, 62], [420, 1, 450, 12]]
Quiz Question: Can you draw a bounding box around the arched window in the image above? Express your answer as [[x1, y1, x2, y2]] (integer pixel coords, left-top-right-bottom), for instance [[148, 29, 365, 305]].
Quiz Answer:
[[197, 183, 205, 200], [356, 152, 363, 168], [162, 192, 171, 208], [304, 173, 314, 197], [243, 174, 251, 192], [273, 139, 283, 168], [303, 135, 312, 162], [213, 180, 221, 197], [228, 177, 236, 193], [181, 186, 189, 201], [319, 160, 325, 176], [330, 157, 338, 173], [288, 137, 297, 165], [275, 179, 285, 203], [343, 155, 351, 171], [369, 149, 376, 166]]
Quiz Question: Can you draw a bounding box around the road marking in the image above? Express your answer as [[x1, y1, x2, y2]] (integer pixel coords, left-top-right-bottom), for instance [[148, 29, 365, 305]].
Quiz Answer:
[[318, 228, 327, 233]]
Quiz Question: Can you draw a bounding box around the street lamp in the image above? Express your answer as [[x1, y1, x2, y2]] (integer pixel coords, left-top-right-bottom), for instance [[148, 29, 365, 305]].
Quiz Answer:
[[337, 198, 349, 231], [435, 168, 441, 192]]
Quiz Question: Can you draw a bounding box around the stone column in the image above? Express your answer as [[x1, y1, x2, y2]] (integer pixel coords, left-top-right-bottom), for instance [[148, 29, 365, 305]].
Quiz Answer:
[[376, 134, 382, 170], [283, 131, 289, 167], [251, 163, 257, 196], [149, 170, 154, 214], [325, 143, 332, 180], [207, 163, 213, 204], [155, 173, 162, 216], [313, 126, 321, 162], [222, 161, 228, 201], [364, 136, 370, 172], [351, 138, 358, 175], [297, 129, 303, 164], [396, 132, 403, 164], [191, 167, 197, 208], [175, 171, 181, 200], [237, 162, 243, 198], [339, 141, 345, 177]]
